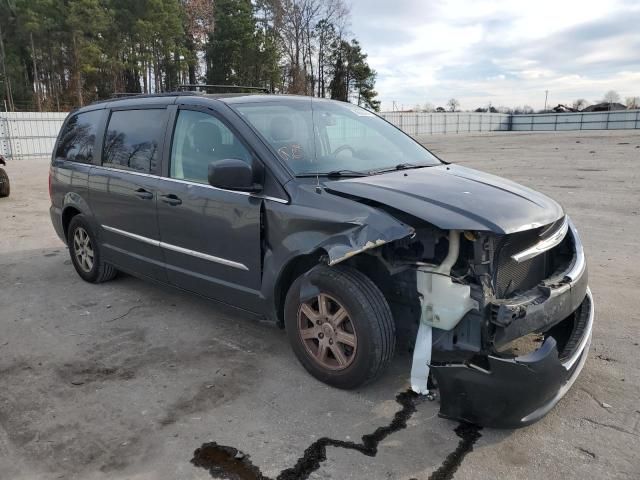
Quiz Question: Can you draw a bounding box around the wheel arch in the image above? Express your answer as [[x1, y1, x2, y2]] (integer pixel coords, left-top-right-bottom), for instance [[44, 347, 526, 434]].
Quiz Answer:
[[273, 247, 396, 328], [61, 206, 82, 240], [274, 248, 327, 327], [61, 192, 94, 240]]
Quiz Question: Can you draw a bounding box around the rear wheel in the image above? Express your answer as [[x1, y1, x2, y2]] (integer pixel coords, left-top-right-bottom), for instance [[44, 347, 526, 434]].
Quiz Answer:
[[0, 168, 9, 197], [284, 265, 395, 389], [67, 214, 117, 283]]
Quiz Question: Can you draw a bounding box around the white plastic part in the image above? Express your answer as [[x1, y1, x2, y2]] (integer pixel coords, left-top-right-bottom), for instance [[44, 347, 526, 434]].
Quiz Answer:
[[416, 231, 477, 331], [410, 230, 478, 395], [410, 320, 432, 394]]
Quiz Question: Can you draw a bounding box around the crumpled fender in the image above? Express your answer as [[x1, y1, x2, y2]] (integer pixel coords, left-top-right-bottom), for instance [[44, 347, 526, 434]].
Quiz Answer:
[[260, 185, 414, 322], [320, 219, 413, 265]]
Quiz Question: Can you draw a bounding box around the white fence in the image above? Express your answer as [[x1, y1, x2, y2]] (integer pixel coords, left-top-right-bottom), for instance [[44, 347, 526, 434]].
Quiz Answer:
[[511, 109, 640, 131], [379, 112, 511, 135], [1, 109, 639, 160], [0, 112, 68, 160]]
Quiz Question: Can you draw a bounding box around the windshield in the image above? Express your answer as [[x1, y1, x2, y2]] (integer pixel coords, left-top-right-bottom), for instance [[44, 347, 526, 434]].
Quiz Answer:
[[230, 98, 441, 176]]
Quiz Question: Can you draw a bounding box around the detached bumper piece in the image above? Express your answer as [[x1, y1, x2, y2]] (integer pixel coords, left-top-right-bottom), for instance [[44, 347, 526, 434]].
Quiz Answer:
[[432, 288, 593, 428]]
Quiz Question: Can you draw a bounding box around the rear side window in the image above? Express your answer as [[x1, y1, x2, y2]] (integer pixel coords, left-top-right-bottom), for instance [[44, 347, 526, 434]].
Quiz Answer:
[[55, 110, 102, 163], [103, 109, 166, 174]]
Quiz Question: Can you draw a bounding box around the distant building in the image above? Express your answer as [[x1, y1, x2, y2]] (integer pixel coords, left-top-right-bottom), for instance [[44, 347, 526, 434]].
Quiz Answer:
[[552, 104, 577, 113], [582, 102, 627, 112]]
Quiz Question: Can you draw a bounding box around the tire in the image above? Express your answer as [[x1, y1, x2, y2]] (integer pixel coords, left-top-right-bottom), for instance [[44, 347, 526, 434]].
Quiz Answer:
[[284, 265, 396, 389], [0, 168, 9, 197], [67, 214, 117, 283]]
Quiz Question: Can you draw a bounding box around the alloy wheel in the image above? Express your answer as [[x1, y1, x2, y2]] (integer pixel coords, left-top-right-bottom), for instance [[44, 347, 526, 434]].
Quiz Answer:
[[297, 293, 358, 370], [73, 227, 94, 273]]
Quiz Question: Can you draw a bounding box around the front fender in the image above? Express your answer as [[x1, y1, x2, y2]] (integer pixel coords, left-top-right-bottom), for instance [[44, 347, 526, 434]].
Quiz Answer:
[[260, 187, 414, 322]]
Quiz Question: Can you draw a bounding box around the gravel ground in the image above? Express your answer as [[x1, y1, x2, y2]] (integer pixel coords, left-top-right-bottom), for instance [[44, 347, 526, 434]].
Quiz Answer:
[[0, 130, 639, 479]]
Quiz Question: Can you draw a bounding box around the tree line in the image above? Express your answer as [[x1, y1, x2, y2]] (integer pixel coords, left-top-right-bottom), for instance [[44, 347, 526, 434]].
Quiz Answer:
[[0, 0, 380, 112]]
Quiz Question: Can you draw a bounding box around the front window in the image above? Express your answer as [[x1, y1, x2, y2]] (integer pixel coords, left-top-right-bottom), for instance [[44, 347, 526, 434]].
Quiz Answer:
[[170, 109, 252, 184], [231, 98, 440, 175]]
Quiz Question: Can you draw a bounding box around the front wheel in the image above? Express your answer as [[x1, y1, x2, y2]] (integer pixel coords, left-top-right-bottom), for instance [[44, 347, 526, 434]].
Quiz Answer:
[[284, 265, 396, 389]]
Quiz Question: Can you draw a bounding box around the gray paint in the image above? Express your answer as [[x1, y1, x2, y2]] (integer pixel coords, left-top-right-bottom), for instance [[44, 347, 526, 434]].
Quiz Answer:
[[325, 164, 564, 234]]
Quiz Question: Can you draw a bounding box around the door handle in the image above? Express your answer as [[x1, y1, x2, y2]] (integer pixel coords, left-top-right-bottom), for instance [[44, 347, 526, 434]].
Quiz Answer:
[[160, 194, 182, 206], [134, 188, 153, 200]]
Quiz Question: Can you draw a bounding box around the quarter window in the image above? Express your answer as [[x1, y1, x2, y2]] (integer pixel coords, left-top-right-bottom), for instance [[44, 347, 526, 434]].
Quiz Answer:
[[55, 110, 102, 163], [103, 109, 166, 174], [170, 110, 252, 184]]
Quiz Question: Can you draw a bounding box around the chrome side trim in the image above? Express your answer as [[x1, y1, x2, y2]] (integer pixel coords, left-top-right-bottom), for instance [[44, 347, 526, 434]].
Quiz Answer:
[[562, 287, 594, 371], [102, 225, 160, 247], [101, 225, 249, 271], [512, 216, 569, 263], [91, 164, 289, 204], [93, 164, 156, 179], [159, 241, 249, 271]]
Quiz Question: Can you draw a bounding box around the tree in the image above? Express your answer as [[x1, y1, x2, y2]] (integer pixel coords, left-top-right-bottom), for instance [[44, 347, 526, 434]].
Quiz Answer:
[[572, 98, 589, 111], [447, 98, 459, 112], [603, 90, 620, 104], [181, 0, 214, 85], [0, 0, 378, 110], [206, 0, 259, 86], [625, 96, 639, 109], [328, 39, 379, 110]]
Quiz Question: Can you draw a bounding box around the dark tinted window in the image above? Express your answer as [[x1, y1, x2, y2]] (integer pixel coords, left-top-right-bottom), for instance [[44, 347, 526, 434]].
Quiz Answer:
[[170, 110, 252, 184], [55, 110, 102, 163], [103, 109, 166, 173]]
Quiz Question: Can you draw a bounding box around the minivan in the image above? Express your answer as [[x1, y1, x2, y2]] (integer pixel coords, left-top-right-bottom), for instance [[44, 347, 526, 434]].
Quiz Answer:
[[50, 92, 593, 428]]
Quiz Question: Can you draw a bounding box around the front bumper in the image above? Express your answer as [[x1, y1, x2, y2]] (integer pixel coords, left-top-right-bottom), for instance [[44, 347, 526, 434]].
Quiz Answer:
[[433, 288, 593, 428], [431, 219, 593, 428]]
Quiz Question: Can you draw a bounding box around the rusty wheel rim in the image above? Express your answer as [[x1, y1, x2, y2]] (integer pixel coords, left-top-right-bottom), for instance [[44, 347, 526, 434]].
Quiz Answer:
[[297, 293, 357, 371]]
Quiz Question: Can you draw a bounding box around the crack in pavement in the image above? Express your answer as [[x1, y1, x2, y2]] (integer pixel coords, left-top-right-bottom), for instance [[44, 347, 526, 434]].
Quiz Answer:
[[581, 417, 640, 437], [191, 389, 482, 480], [105, 305, 144, 323]]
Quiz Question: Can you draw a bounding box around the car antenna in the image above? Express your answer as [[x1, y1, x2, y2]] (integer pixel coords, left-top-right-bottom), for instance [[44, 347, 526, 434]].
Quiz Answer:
[[310, 97, 322, 193]]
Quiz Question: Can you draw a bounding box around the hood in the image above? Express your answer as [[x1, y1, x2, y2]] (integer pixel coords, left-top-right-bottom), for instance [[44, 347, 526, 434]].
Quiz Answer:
[[324, 164, 564, 234]]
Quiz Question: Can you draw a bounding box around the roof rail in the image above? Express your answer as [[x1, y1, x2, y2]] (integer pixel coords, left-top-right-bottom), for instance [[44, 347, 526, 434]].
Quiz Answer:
[[109, 91, 198, 99], [178, 84, 270, 94]]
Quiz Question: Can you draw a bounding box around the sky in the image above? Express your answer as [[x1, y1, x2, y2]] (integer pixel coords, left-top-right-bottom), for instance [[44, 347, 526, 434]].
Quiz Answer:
[[349, 0, 640, 111]]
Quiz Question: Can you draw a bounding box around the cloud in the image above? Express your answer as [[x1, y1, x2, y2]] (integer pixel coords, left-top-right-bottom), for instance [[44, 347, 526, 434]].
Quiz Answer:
[[349, 0, 640, 110]]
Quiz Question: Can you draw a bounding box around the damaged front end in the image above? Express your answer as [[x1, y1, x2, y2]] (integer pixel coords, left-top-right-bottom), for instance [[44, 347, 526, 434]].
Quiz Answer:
[[357, 214, 593, 428]]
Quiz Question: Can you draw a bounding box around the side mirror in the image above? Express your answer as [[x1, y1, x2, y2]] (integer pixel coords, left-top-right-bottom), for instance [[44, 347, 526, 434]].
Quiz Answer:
[[208, 158, 263, 192]]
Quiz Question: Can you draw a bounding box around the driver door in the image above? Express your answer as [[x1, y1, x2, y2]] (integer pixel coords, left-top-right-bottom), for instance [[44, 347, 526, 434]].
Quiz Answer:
[[155, 107, 263, 311]]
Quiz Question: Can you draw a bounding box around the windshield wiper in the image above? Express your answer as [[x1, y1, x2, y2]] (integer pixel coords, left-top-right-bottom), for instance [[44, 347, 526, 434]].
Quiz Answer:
[[296, 169, 369, 178], [372, 163, 432, 174], [326, 169, 369, 178]]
